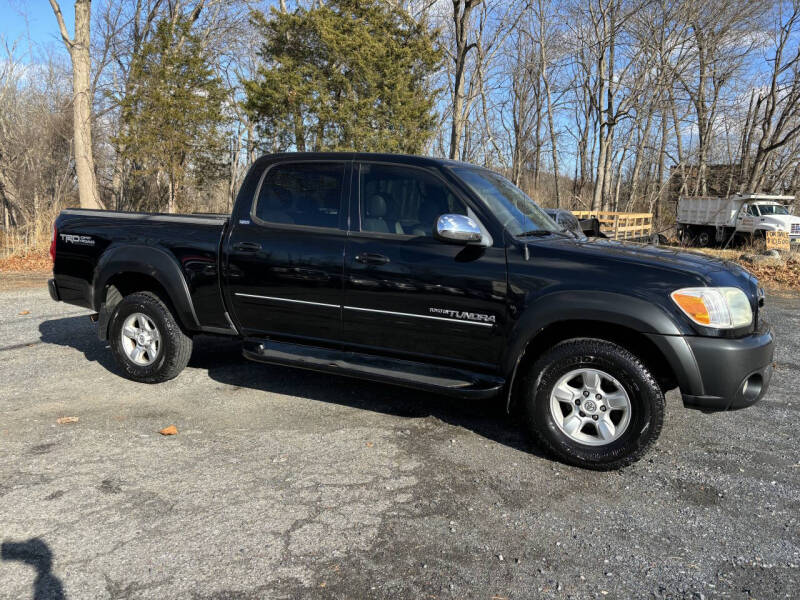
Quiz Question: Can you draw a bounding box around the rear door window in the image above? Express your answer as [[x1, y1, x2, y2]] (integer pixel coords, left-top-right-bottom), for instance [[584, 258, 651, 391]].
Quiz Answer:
[[254, 162, 345, 229]]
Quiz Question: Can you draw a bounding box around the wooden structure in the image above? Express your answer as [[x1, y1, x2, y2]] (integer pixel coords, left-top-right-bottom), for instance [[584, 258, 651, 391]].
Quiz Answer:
[[572, 211, 653, 240]]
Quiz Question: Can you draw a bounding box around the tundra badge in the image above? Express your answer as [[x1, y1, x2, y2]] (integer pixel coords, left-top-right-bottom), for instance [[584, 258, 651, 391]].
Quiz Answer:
[[429, 307, 495, 324]]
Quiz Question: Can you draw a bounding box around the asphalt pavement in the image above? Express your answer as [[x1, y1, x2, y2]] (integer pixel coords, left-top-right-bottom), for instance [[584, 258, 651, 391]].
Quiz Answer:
[[0, 276, 798, 599]]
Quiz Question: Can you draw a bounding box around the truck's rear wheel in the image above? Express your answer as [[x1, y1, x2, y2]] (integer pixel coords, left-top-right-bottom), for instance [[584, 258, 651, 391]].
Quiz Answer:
[[521, 338, 665, 470], [695, 228, 712, 247], [109, 291, 192, 383]]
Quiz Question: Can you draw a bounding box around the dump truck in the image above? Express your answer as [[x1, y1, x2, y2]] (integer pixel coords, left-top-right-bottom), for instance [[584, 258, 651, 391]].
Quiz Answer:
[[676, 194, 800, 247]]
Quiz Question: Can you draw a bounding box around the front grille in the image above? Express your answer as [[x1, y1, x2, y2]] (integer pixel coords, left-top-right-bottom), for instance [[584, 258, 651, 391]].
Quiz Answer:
[[791, 223, 800, 234]]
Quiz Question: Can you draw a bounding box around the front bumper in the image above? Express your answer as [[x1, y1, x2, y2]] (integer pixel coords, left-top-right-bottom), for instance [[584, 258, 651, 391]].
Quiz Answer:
[[681, 327, 774, 412]]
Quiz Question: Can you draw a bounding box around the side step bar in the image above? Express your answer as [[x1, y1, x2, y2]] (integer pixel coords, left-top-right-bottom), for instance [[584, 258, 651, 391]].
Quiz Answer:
[[242, 339, 504, 399]]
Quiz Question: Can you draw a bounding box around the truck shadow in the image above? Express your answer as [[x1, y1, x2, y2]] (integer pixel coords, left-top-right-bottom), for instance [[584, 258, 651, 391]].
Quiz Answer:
[[193, 337, 537, 457], [38, 316, 537, 457], [1, 538, 65, 600], [38, 315, 119, 374]]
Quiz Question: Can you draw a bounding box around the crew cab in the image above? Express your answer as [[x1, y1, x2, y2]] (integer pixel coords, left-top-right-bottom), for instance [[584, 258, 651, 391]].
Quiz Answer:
[[49, 153, 774, 469]]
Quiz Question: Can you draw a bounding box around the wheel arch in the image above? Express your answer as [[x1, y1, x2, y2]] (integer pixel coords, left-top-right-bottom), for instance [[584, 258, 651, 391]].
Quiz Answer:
[[93, 245, 200, 338], [505, 319, 683, 413], [502, 292, 689, 413]]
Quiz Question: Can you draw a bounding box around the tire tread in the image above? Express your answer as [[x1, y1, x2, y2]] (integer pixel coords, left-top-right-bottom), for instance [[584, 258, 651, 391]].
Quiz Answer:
[[110, 291, 192, 383], [522, 338, 665, 471]]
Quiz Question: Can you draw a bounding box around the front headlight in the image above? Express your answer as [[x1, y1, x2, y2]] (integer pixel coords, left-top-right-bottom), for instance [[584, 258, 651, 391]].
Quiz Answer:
[[671, 287, 753, 329]]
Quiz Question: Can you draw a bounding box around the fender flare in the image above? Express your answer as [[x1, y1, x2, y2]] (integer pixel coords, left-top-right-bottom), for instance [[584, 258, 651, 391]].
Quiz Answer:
[[92, 245, 201, 333], [501, 291, 690, 409]]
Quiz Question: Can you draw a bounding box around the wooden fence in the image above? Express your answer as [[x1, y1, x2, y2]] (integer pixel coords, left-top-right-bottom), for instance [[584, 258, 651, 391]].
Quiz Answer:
[[571, 211, 653, 240]]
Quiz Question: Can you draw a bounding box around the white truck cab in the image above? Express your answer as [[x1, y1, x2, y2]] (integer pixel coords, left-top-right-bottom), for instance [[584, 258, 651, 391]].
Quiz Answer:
[[677, 194, 800, 247], [736, 199, 800, 240]]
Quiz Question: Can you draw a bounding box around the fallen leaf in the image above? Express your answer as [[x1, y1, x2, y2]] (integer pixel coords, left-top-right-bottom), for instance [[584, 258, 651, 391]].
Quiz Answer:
[[56, 416, 79, 425], [159, 425, 178, 436], [18, 310, 30, 315], [365, 441, 374, 448], [319, 582, 326, 588]]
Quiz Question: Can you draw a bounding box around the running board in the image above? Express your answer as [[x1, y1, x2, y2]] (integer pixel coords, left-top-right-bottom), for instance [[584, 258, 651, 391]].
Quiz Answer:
[[242, 339, 504, 399]]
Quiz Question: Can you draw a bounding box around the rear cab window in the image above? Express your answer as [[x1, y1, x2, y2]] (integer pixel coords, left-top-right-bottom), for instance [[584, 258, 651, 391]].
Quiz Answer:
[[253, 162, 346, 229]]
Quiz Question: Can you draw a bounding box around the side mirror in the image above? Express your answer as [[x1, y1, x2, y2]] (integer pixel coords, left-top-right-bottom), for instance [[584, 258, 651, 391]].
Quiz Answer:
[[434, 214, 484, 245]]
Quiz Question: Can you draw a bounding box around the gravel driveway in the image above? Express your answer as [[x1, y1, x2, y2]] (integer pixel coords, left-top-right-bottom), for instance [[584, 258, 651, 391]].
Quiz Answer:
[[1, 277, 798, 599]]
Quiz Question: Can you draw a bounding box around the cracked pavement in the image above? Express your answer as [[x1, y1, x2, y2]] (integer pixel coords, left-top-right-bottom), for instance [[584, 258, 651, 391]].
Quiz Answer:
[[0, 277, 798, 598]]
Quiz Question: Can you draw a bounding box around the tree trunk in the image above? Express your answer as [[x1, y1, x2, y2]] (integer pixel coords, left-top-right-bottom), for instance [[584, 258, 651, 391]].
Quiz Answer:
[[449, 0, 478, 160], [545, 75, 560, 208], [292, 107, 306, 152], [628, 105, 654, 208], [50, 0, 104, 210], [654, 109, 668, 222], [168, 171, 176, 215], [593, 134, 609, 211]]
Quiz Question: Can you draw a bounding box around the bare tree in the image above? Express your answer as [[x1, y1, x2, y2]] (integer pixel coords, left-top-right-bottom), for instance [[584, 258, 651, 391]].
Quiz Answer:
[[679, 0, 767, 195], [741, 2, 800, 193], [49, 0, 104, 209], [0, 41, 76, 247], [448, 0, 481, 160]]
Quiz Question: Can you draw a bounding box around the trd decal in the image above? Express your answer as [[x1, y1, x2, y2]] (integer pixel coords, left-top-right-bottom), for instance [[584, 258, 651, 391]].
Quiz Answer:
[[429, 307, 496, 323], [59, 234, 95, 246]]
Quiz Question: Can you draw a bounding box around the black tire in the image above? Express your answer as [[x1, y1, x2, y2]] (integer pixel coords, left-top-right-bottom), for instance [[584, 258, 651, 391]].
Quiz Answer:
[[521, 338, 665, 470], [108, 291, 193, 383], [696, 228, 712, 247]]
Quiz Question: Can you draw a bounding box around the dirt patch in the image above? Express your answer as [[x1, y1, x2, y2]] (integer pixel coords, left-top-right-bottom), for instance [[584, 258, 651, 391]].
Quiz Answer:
[[0, 251, 51, 273], [0, 271, 50, 291], [740, 259, 800, 291], [665, 244, 800, 292]]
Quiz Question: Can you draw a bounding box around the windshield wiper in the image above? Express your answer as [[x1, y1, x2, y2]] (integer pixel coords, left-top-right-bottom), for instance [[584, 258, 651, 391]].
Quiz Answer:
[[517, 229, 569, 238]]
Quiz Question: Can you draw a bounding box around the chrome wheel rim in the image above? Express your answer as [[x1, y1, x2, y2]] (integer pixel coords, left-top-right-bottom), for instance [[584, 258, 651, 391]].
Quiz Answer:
[[120, 312, 161, 366], [549, 368, 632, 446]]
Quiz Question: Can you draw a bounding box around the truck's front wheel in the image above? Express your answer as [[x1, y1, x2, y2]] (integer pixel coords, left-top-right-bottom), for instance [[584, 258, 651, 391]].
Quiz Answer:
[[108, 291, 193, 383], [522, 338, 665, 470]]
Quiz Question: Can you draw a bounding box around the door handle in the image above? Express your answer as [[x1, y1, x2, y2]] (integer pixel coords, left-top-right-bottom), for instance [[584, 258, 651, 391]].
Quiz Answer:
[[233, 242, 262, 253], [354, 252, 390, 265]]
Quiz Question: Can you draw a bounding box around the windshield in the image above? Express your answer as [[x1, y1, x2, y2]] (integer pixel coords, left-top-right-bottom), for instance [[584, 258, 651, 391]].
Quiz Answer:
[[756, 203, 789, 216], [452, 167, 560, 235]]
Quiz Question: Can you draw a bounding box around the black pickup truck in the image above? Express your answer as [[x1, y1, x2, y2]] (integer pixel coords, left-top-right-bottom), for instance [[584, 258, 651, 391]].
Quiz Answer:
[[49, 153, 774, 469]]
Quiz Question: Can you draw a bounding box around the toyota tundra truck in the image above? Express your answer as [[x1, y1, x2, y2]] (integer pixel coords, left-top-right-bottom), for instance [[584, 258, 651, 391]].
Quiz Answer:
[[48, 153, 774, 469]]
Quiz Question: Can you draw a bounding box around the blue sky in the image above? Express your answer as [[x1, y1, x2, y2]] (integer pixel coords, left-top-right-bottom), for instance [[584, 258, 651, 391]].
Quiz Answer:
[[1, 0, 79, 56]]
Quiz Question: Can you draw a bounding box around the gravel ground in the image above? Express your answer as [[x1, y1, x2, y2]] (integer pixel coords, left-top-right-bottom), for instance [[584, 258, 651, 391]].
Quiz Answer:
[[0, 278, 798, 599]]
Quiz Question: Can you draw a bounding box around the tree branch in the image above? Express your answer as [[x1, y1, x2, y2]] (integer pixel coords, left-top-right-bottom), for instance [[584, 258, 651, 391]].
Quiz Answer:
[[48, 0, 74, 51]]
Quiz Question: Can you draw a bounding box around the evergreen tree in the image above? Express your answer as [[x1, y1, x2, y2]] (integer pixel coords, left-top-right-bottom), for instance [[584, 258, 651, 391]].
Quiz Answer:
[[244, 0, 442, 154], [116, 18, 228, 213]]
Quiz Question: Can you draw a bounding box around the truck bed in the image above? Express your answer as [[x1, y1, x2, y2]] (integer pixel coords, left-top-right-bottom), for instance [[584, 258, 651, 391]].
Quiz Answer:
[[52, 208, 234, 333], [677, 197, 741, 227]]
